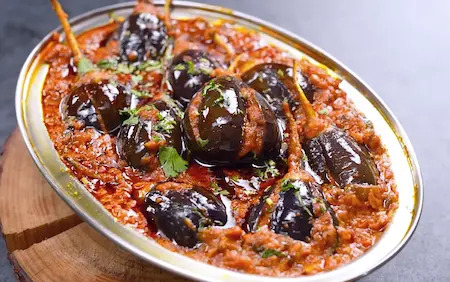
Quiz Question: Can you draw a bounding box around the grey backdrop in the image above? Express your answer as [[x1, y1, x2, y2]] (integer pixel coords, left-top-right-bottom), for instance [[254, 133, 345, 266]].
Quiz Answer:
[[0, 0, 446, 281]]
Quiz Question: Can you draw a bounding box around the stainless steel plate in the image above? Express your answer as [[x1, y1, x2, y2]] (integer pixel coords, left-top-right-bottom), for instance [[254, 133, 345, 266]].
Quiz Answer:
[[15, 1, 423, 281]]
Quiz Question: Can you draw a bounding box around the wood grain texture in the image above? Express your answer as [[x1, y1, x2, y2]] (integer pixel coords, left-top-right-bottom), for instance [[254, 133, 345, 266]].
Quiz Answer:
[[0, 130, 187, 281]]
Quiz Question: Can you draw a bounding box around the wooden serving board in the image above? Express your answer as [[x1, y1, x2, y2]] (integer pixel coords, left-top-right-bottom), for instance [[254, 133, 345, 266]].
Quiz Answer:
[[0, 130, 187, 282]]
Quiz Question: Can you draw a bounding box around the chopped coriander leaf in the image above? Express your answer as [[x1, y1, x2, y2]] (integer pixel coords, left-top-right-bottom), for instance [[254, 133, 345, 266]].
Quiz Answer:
[[260, 248, 286, 258], [119, 106, 154, 125], [199, 58, 210, 65], [186, 60, 197, 75], [115, 63, 135, 74], [320, 202, 327, 213], [131, 89, 153, 98], [137, 60, 162, 72], [119, 107, 141, 125], [199, 65, 213, 74], [202, 80, 222, 96], [281, 179, 314, 217], [174, 63, 186, 71], [122, 115, 139, 125], [277, 69, 285, 78], [211, 182, 230, 196], [219, 189, 230, 196], [97, 58, 118, 69], [256, 160, 280, 180], [154, 116, 176, 134], [213, 94, 225, 106], [318, 108, 329, 115], [77, 57, 95, 75], [158, 146, 188, 178], [131, 74, 143, 85], [302, 153, 308, 162], [152, 134, 164, 142], [196, 138, 209, 148], [280, 178, 295, 191], [230, 175, 239, 182]]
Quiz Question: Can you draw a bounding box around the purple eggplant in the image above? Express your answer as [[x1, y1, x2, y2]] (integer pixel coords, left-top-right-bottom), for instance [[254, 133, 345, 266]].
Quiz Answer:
[[144, 184, 227, 247], [60, 80, 131, 134]]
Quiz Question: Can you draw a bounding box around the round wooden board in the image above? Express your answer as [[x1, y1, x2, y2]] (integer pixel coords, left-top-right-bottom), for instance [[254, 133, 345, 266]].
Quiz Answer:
[[0, 130, 188, 282]]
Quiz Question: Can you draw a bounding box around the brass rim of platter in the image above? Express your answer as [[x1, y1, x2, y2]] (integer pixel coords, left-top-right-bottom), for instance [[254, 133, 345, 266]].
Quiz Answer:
[[15, 1, 423, 281]]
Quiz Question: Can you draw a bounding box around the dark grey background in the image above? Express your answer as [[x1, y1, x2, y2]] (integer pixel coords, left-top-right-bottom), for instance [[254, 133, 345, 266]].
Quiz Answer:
[[0, 0, 445, 281]]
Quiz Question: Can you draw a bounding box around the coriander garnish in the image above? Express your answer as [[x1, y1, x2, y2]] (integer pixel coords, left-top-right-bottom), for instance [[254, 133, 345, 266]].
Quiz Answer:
[[174, 63, 186, 71], [130, 89, 153, 98], [97, 58, 118, 70], [196, 138, 209, 148], [211, 182, 230, 196], [256, 160, 280, 180], [318, 108, 329, 115], [119, 108, 141, 125], [77, 57, 95, 75], [154, 115, 176, 134], [158, 146, 188, 178], [131, 74, 143, 85], [202, 80, 222, 96]]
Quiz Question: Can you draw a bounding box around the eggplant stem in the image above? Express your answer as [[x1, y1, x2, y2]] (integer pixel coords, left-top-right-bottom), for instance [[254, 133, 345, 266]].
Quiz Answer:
[[49, 0, 82, 63], [213, 32, 235, 56], [293, 60, 316, 121], [164, 0, 172, 29], [227, 52, 247, 73]]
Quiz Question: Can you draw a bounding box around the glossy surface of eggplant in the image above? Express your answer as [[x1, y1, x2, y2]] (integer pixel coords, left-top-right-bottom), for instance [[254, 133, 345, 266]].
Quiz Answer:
[[270, 180, 314, 241], [304, 126, 378, 187], [144, 185, 227, 247], [60, 80, 130, 134], [167, 50, 217, 107], [118, 13, 168, 63], [116, 100, 183, 169], [183, 76, 281, 166], [241, 63, 314, 118], [243, 185, 275, 232]]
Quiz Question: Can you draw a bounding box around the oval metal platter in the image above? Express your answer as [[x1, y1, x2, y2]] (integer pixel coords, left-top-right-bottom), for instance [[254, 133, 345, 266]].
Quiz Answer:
[[15, 1, 423, 281]]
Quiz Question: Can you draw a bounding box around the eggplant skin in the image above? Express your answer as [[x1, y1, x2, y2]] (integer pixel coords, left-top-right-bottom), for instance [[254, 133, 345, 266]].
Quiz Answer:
[[144, 185, 227, 248], [167, 50, 217, 107], [245, 179, 339, 244], [243, 185, 275, 233], [61, 81, 130, 135], [305, 126, 378, 187], [242, 63, 314, 118], [118, 13, 168, 63], [303, 137, 328, 183], [183, 76, 282, 166], [254, 92, 282, 163], [183, 76, 247, 166], [116, 120, 151, 169], [116, 100, 183, 170], [270, 180, 314, 241]]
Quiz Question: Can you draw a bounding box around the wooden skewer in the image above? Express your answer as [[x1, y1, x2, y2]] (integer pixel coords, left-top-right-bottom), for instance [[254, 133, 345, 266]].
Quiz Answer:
[[49, 0, 82, 63], [164, 0, 172, 29]]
